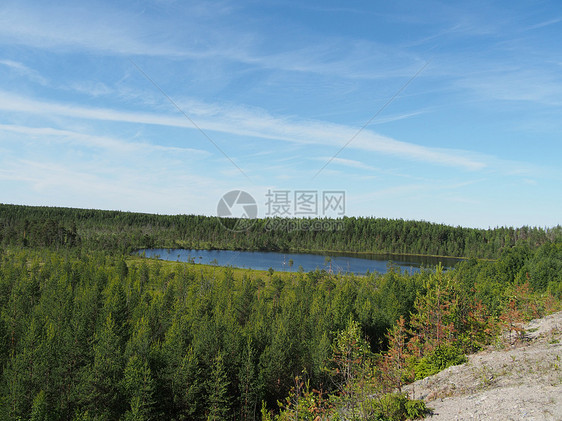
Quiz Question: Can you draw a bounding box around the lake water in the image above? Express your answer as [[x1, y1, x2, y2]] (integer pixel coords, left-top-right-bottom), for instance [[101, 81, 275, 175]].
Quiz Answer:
[[137, 248, 460, 275]]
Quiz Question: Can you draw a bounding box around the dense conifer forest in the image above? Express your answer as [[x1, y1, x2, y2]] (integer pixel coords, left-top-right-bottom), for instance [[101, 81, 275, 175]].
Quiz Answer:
[[1, 204, 560, 258], [0, 204, 561, 419]]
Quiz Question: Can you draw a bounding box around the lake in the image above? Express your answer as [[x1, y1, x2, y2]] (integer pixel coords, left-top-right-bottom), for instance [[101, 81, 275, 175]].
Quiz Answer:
[[137, 248, 460, 275]]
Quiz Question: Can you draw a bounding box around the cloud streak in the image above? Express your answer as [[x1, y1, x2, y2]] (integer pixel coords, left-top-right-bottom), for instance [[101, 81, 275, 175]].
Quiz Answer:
[[0, 59, 48, 85], [0, 91, 486, 171], [0, 123, 209, 156], [316, 157, 379, 171], [0, 2, 422, 81]]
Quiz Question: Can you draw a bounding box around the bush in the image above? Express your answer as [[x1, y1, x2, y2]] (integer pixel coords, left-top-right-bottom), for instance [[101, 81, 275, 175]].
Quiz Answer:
[[414, 344, 467, 380], [365, 392, 429, 421]]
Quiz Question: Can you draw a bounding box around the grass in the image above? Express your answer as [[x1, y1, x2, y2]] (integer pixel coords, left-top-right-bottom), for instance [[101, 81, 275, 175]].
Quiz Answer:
[[127, 255, 297, 282]]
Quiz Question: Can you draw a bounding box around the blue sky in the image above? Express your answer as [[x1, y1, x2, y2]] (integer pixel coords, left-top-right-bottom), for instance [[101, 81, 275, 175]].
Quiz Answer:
[[0, 0, 561, 228]]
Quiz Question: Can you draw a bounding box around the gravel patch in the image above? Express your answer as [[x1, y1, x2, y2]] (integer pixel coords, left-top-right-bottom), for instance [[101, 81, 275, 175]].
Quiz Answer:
[[404, 312, 562, 420]]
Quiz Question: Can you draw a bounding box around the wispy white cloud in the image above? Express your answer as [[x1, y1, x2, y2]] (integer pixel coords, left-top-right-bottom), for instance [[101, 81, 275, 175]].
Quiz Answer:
[[0, 91, 486, 171], [316, 157, 378, 171], [0, 2, 421, 81], [0, 155, 230, 215], [455, 68, 562, 106], [237, 39, 423, 80], [524, 17, 562, 31], [0, 3, 185, 57], [370, 109, 429, 125], [164, 100, 487, 172], [0, 123, 209, 156], [0, 59, 48, 85], [353, 177, 486, 205], [66, 81, 114, 97]]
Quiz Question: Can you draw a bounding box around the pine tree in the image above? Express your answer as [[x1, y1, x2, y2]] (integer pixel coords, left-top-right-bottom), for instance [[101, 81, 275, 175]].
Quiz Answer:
[[121, 355, 155, 421], [206, 352, 230, 421], [160, 316, 204, 419], [79, 313, 124, 419], [327, 319, 374, 417], [30, 390, 49, 421], [118, 260, 129, 281], [102, 280, 129, 346], [238, 337, 259, 420], [408, 267, 457, 357], [380, 316, 413, 392]]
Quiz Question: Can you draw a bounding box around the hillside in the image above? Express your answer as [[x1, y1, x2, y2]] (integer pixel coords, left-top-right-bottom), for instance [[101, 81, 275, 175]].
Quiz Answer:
[[1, 205, 561, 419], [406, 312, 562, 420], [2, 203, 561, 258]]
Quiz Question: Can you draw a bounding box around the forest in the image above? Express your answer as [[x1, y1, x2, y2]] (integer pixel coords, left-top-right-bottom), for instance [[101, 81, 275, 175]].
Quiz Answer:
[[0, 204, 561, 420], [1, 204, 561, 258]]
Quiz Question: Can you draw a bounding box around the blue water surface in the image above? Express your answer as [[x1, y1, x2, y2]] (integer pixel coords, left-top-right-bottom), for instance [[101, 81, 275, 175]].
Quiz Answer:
[[137, 248, 460, 275]]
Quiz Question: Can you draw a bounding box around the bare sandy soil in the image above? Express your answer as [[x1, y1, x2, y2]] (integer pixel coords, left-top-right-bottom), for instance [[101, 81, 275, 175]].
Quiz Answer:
[[404, 311, 562, 421]]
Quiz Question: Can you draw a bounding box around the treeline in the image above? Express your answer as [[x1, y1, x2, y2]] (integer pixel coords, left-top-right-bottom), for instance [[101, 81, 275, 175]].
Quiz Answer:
[[1, 204, 560, 259], [0, 242, 561, 420]]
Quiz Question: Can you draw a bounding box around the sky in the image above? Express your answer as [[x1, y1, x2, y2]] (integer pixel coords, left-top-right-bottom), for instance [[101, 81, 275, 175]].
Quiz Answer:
[[0, 0, 561, 228]]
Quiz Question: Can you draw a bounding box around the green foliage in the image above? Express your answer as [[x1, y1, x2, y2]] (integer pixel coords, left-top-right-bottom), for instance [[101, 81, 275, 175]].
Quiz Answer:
[[206, 353, 231, 420], [414, 344, 467, 380], [328, 319, 373, 391], [276, 373, 332, 421], [121, 355, 155, 421], [364, 393, 429, 421], [408, 266, 458, 356], [30, 390, 49, 421], [2, 203, 560, 258], [275, 326, 429, 421], [380, 316, 412, 392], [238, 337, 260, 420], [526, 243, 562, 292], [0, 236, 560, 420], [0, 246, 427, 419], [80, 313, 125, 419]]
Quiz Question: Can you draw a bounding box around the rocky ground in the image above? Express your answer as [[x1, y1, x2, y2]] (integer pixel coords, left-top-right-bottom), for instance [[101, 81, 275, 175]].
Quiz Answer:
[[404, 311, 562, 420]]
